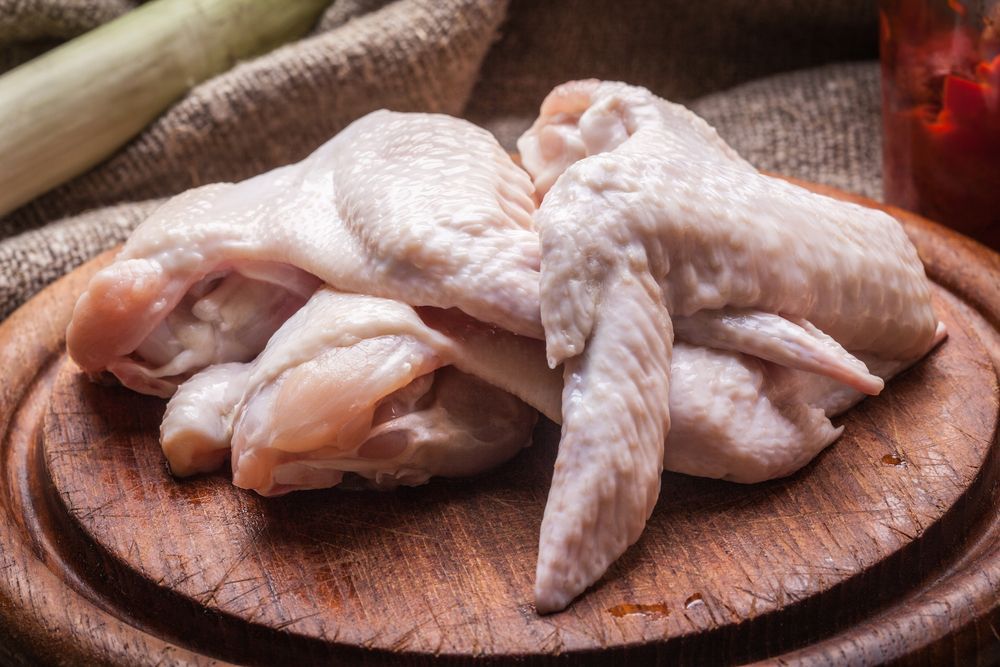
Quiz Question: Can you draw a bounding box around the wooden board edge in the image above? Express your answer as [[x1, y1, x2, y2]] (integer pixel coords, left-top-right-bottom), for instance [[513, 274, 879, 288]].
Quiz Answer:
[[0, 250, 223, 666]]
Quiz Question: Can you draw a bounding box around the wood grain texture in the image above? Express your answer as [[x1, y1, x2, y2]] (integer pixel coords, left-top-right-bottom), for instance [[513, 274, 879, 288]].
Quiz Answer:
[[0, 188, 997, 665]]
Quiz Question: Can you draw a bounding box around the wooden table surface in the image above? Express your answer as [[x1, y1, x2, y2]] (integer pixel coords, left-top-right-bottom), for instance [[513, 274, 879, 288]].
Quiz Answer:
[[0, 184, 997, 665]]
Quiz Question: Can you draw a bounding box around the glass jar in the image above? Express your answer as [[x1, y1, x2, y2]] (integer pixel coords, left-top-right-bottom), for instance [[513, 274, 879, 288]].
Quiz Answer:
[[880, 0, 1000, 249]]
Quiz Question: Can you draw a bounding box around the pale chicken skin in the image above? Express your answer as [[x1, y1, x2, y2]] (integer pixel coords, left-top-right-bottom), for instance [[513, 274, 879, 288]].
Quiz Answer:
[[160, 287, 857, 497], [518, 79, 944, 612], [64, 93, 945, 616], [161, 288, 556, 495], [67, 111, 541, 397]]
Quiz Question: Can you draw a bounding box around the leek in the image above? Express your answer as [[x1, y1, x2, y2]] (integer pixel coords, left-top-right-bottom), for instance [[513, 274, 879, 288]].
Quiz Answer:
[[0, 0, 331, 216]]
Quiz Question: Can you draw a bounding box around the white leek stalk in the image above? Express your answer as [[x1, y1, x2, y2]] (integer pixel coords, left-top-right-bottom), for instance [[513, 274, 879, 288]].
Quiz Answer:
[[0, 0, 331, 216]]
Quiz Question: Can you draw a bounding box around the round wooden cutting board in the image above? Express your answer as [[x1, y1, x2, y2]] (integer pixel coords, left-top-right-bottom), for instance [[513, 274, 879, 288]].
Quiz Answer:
[[0, 185, 998, 666]]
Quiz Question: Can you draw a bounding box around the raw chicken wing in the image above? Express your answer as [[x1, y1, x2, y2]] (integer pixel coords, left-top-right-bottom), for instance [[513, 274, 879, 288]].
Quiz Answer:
[[161, 289, 559, 494], [518, 79, 944, 612], [68, 111, 541, 396]]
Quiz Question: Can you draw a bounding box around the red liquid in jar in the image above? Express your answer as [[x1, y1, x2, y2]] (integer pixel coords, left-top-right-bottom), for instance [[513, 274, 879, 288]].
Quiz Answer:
[[880, 0, 1000, 249]]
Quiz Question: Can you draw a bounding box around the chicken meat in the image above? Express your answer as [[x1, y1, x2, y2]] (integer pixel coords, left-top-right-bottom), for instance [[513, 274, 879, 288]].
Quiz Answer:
[[518, 79, 944, 611], [64, 88, 945, 616], [67, 110, 542, 397], [159, 283, 871, 499], [160, 288, 559, 495]]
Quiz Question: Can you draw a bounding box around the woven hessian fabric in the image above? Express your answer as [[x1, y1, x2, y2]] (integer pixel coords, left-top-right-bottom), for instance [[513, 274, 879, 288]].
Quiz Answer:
[[0, 0, 881, 319]]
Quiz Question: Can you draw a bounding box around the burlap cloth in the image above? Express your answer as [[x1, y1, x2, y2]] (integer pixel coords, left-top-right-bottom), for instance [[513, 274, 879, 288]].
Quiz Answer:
[[0, 0, 881, 320]]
